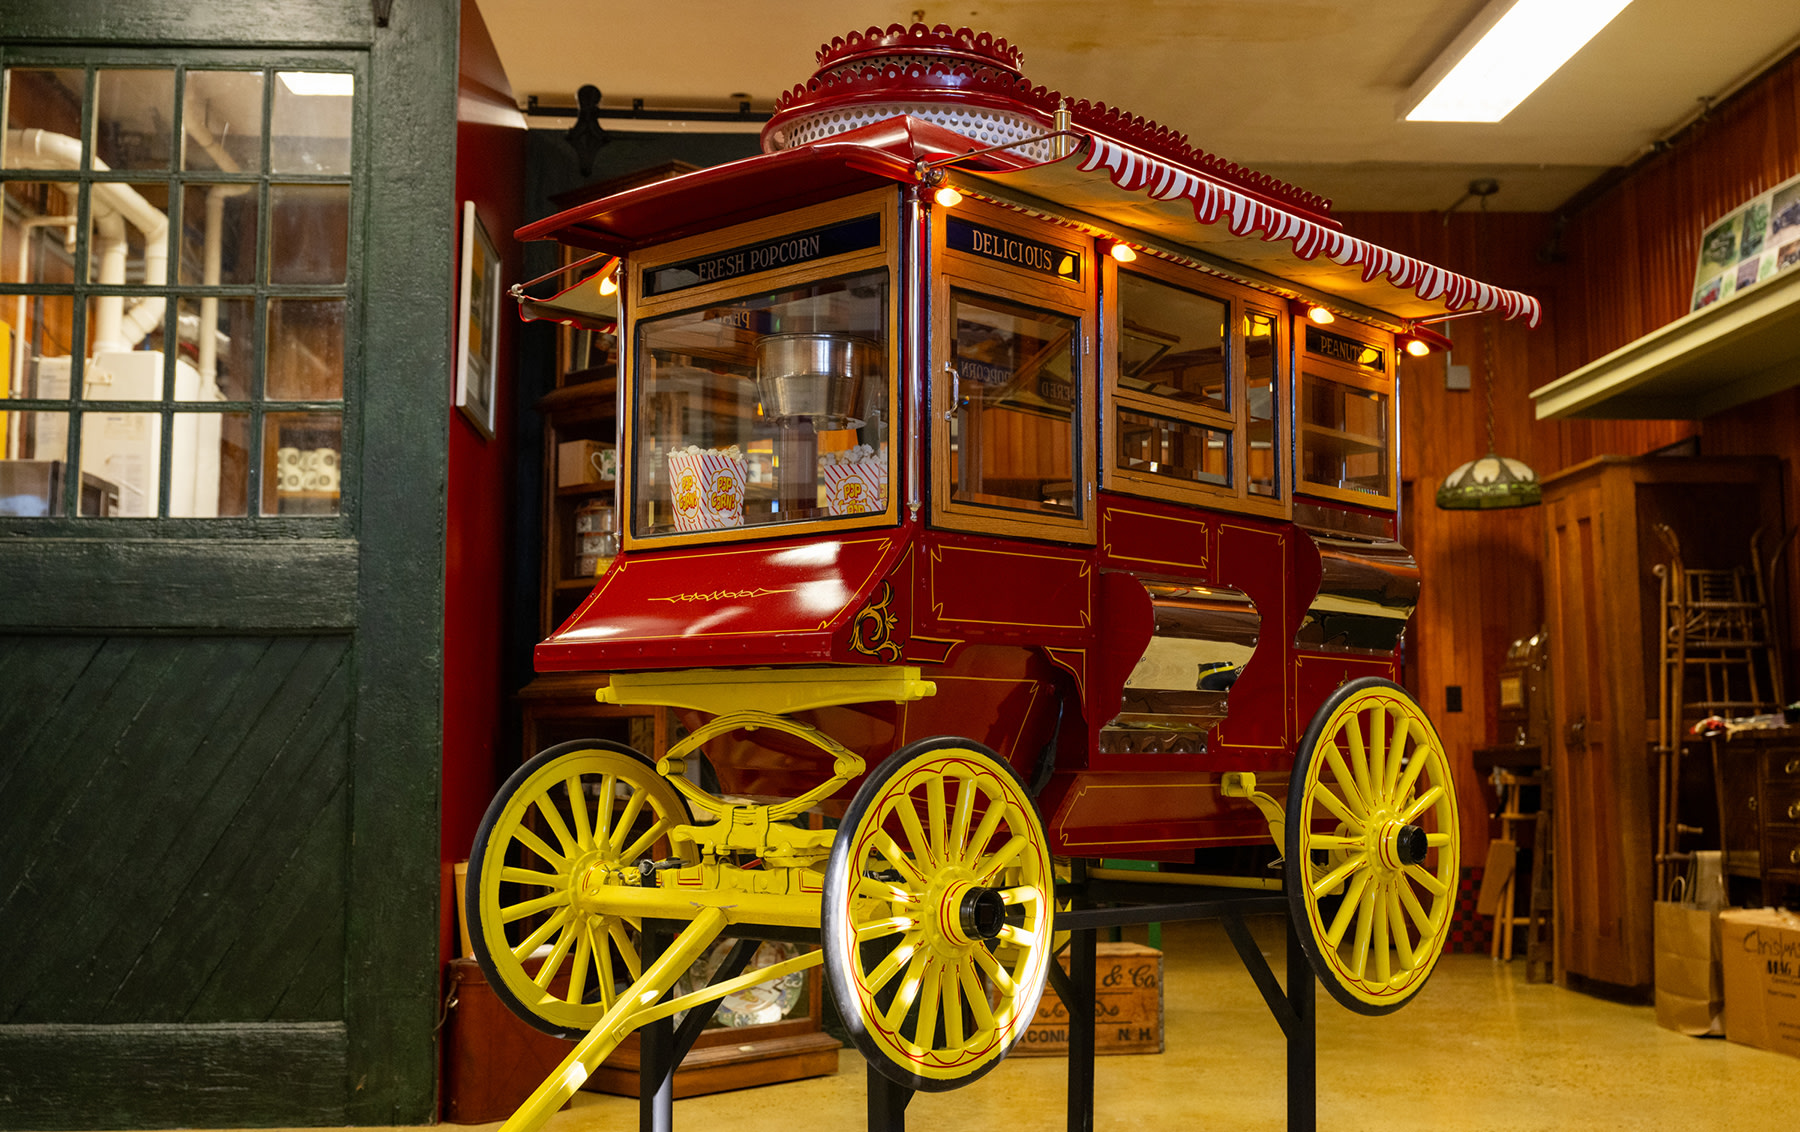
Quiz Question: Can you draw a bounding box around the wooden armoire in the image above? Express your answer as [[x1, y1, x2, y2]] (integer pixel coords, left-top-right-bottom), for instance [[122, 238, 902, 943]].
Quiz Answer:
[[1541, 455, 1784, 990]]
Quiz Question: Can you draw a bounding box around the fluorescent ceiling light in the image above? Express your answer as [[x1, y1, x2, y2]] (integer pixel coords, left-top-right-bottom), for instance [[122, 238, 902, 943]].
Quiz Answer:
[[1402, 0, 1634, 123], [278, 71, 355, 97]]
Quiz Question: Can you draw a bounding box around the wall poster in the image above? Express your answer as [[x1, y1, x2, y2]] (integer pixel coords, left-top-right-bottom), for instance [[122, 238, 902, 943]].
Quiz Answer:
[[1691, 170, 1800, 312]]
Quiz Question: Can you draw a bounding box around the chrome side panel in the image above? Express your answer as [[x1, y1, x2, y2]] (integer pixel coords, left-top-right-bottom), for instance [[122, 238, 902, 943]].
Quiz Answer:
[[1296, 536, 1419, 653], [1102, 583, 1259, 754]]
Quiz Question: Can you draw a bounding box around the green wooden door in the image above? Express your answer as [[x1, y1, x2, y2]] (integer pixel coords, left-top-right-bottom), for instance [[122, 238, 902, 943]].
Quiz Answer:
[[0, 3, 455, 1125]]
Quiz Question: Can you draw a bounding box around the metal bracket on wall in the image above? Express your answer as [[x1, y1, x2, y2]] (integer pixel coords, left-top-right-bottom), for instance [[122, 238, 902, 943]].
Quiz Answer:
[[373, 0, 393, 27]]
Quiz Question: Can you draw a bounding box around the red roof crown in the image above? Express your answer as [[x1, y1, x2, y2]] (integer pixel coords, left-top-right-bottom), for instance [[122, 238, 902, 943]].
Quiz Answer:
[[815, 23, 1024, 78]]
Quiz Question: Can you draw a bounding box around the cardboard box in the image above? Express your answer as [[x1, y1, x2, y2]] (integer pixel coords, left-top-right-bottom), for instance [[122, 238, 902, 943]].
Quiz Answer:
[[1011, 942, 1163, 1057], [1718, 908, 1800, 1058], [557, 439, 609, 487]]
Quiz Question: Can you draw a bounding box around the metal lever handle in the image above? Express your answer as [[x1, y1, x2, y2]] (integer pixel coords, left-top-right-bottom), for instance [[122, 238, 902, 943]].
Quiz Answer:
[[1791, 846, 1800, 865], [944, 362, 969, 421], [1789, 800, 1800, 820]]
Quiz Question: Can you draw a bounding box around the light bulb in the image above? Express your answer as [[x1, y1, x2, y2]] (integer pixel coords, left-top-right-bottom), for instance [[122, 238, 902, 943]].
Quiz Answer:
[[1307, 306, 1336, 325], [933, 185, 963, 208], [598, 273, 618, 296], [1108, 242, 1137, 263], [1406, 338, 1431, 357]]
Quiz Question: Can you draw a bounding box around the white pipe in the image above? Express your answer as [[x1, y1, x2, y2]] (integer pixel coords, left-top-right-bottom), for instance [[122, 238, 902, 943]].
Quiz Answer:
[[182, 112, 250, 396], [3, 129, 169, 354]]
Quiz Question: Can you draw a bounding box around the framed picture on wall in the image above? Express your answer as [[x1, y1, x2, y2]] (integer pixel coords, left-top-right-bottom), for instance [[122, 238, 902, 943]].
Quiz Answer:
[[456, 200, 501, 437]]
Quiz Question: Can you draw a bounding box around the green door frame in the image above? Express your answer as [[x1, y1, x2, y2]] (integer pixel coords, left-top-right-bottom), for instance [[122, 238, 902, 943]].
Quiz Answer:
[[0, 1, 456, 1124]]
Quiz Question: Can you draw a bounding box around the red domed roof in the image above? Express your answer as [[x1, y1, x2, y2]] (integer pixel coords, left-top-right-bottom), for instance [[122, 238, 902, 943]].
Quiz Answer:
[[764, 21, 1334, 224]]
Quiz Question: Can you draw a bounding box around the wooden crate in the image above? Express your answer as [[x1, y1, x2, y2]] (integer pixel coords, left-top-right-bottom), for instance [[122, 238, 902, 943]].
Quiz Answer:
[[1011, 942, 1164, 1056]]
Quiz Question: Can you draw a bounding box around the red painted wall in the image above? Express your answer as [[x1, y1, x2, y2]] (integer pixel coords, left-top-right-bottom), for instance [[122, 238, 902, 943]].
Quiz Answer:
[[443, 0, 527, 967]]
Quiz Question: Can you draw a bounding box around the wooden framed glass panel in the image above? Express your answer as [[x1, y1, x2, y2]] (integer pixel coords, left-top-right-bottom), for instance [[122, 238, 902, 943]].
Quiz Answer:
[[1295, 318, 1396, 508], [0, 59, 359, 524], [931, 199, 1094, 543], [621, 189, 899, 550], [1102, 253, 1287, 518]]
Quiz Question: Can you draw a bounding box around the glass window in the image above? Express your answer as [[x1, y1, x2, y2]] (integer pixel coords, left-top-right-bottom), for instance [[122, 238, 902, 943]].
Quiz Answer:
[[93, 69, 175, 171], [179, 183, 258, 285], [632, 269, 888, 537], [1117, 409, 1229, 487], [2, 59, 352, 521], [263, 411, 342, 516], [183, 71, 264, 172], [1300, 373, 1389, 497], [271, 71, 354, 175], [85, 182, 171, 286], [2, 183, 79, 284], [1116, 271, 1227, 412], [3, 69, 85, 163], [949, 290, 1078, 516], [1245, 311, 1279, 497]]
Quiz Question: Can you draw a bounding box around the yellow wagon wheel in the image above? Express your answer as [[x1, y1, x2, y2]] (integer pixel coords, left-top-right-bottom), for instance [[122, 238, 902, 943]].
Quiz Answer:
[[823, 738, 1056, 1092], [467, 739, 690, 1038], [1285, 678, 1460, 1015]]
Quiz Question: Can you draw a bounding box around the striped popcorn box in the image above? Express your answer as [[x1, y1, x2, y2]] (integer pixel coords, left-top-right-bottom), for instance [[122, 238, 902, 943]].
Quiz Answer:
[[819, 451, 887, 516], [666, 447, 746, 531]]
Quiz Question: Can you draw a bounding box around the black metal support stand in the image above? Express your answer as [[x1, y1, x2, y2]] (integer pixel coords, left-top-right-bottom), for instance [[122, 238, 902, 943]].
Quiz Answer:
[[865, 1063, 914, 1131], [628, 892, 1317, 1132], [1053, 882, 1317, 1132], [633, 923, 816, 1132]]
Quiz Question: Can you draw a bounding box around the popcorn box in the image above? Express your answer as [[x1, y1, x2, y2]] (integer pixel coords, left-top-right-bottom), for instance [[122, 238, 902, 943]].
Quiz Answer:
[[666, 447, 746, 531], [819, 451, 887, 516]]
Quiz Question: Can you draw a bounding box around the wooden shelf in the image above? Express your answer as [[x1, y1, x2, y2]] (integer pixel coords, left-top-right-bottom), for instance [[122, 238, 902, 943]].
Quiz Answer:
[[1300, 423, 1385, 454], [555, 577, 600, 592], [1533, 263, 1800, 420], [537, 378, 618, 418], [555, 480, 616, 497]]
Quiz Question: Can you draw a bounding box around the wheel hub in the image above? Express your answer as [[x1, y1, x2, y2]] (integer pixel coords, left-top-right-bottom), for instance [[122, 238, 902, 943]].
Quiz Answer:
[[959, 886, 1008, 942], [572, 852, 629, 908], [1375, 820, 1429, 870]]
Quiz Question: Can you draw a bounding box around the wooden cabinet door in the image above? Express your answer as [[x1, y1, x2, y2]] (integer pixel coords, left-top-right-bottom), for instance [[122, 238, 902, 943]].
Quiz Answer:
[[1544, 475, 1651, 987]]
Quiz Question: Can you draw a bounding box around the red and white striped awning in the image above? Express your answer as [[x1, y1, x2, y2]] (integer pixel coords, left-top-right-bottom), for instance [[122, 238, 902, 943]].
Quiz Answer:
[[968, 133, 1543, 328]]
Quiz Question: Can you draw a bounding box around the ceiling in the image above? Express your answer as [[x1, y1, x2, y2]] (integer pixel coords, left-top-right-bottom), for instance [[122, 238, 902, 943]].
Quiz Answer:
[[477, 0, 1800, 213]]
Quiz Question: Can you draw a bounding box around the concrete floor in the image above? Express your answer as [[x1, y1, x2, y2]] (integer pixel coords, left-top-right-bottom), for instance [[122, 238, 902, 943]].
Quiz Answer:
[[514, 916, 1795, 1132]]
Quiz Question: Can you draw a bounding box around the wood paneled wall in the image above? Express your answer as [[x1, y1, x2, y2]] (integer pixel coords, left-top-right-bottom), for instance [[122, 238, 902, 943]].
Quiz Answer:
[[1333, 46, 1800, 852]]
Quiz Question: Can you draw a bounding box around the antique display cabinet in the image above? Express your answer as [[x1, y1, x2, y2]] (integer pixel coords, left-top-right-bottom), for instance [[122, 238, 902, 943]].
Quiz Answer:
[[471, 23, 1541, 1130]]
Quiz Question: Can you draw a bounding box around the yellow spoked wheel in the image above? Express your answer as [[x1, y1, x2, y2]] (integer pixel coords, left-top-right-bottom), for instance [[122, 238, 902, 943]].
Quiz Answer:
[[823, 739, 1055, 1092], [467, 739, 690, 1038], [1285, 678, 1460, 1015]]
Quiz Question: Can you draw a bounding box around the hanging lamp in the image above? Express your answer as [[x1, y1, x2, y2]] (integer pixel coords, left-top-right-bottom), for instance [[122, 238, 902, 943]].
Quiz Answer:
[[1436, 181, 1541, 510]]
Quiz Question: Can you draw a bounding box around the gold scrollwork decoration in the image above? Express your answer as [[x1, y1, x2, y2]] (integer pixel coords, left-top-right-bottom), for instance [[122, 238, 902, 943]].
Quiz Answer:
[[848, 581, 902, 662], [648, 587, 795, 604]]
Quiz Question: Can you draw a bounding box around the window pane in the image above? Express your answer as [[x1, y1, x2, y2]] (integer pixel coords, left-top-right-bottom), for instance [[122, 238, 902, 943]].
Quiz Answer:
[[93, 69, 175, 171], [87, 182, 171, 287], [949, 290, 1078, 516], [2, 182, 81, 283], [1245, 311, 1279, 498], [269, 183, 348, 285], [1301, 373, 1389, 497], [3, 69, 85, 168], [183, 71, 264, 172], [4, 294, 78, 398], [1117, 271, 1227, 412], [266, 298, 345, 400], [176, 297, 254, 400], [0, 409, 70, 515], [78, 409, 160, 516], [1117, 409, 1229, 487], [169, 411, 248, 517], [263, 410, 341, 515], [632, 270, 888, 536], [179, 183, 258, 285], [270, 71, 353, 175]]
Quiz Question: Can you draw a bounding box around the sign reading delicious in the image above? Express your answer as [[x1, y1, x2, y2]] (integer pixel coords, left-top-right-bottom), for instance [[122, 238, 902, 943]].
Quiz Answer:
[[946, 217, 1080, 282], [643, 215, 881, 297]]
